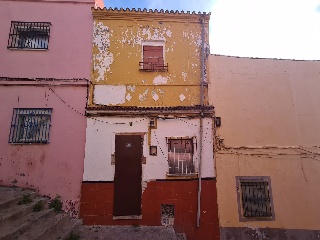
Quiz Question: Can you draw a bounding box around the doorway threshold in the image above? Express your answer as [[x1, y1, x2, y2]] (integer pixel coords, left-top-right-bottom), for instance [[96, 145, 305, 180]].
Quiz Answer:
[[113, 215, 142, 220]]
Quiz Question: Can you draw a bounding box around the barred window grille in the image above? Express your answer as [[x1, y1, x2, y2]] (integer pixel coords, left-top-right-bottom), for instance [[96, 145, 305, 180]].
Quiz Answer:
[[167, 138, 195, 175], [240, 180, 272, 218], [7, 21, 51, 50], [9, 108, 53, 144]]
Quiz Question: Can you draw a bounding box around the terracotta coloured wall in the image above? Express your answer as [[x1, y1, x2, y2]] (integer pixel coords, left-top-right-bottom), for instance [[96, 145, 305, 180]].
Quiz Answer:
[[209, 55, 320, 239], [80, 179, 220, 240]]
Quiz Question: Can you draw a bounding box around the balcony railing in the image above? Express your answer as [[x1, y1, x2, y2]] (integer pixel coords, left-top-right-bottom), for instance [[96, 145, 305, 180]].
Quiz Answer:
[[139, 62, 168, 72]]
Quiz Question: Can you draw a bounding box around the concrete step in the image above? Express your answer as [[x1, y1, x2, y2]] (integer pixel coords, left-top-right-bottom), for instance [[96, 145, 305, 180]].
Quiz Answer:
[[48, 218, 82, 240], [0, 208, 54, 240], [18, 212, 70, 240], [76, 225, 178, 240], [0, 197, 47, 227], [0, 187, 37, 211]]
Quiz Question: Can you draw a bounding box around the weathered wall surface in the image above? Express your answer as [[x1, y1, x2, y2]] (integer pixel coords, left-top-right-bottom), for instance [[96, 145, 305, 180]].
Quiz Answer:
[[209, 55, 320, 239], [0, 0, 93, 216], [0, 83, 87, 216], [89, 9, 209, 107], [0, 0, 93, 79], [80, 179, 220, 240], [83, 117, 215, 181]]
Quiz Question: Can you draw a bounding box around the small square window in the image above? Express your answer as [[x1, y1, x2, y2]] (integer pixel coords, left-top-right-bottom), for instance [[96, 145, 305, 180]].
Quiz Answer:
[[7, 21, 51, 50], [8, 108, 53, 144], [139, 44, 168, 71], [167, 138, 195, 176], [236, 176, 275, 222]]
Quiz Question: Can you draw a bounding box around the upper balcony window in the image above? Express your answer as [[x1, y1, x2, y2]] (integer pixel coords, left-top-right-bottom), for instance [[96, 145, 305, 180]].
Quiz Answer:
[[139, 44, 168, 72], [7, 21, 51, 50]]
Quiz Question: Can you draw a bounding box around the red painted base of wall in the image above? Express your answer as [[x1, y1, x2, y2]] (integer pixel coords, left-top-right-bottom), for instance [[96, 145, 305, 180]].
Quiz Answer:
[[80, 179, 220, 240]]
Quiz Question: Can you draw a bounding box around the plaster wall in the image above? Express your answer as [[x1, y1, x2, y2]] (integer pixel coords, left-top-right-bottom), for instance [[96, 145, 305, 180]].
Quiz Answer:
[[90, 10, 210, 107], [0, 0, 93, 79], [208, 55, 320, 233], [83, 117, 215, 181], [0, 84, 87, 216], [209, 55, 320, 146]]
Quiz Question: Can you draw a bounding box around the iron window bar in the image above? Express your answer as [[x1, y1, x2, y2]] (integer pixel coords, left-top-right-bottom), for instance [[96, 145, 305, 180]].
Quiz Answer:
[[139, 62, 168, 72], [7, 21, 51, 50], [167, 139, 195, 175], [8, 108, 53, 144], [240, 181, 272, 218]]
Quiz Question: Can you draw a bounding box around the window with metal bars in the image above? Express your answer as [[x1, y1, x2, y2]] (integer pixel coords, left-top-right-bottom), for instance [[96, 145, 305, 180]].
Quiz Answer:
[[9, 108, 52, 144], [236, 177, 274, 221], [167, 138, 195, 175], [7, 21, 51, 50]]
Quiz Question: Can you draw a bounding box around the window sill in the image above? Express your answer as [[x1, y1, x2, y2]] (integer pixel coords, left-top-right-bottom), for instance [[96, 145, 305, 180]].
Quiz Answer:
[[239, 216, 274, 222], [166, 173, 198, 180], [139, 69, 168, 72], [7, 47, 48, 51], [9, 142, 49, 145]]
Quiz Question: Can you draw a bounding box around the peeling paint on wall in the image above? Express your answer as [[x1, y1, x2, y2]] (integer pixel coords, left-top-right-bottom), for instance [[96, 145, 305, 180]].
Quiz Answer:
[[182, 71, 187, 82], [63, 199, 79, 218], [126, 93, 132, 101], [141, 181, 147, 194], [139, 89, 149, 102], [94, 85, 126, 105], [127, 85, 136, 92], [179, 94, 186, 102], [119, 26, 172, 47], [89, 11, 210, 107], [152, 91, 159, 101], [93, 22, 114, 81], [153, 75, 168, 85]]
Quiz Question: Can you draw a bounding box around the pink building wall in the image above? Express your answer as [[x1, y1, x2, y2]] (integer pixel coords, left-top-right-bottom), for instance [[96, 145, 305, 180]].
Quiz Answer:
[[0, 82, 88, 216], [0, 0, 93, 79], [0, 0, 93, 216]]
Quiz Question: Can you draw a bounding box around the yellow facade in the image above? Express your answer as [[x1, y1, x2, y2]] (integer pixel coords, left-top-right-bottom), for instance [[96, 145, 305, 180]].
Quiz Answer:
[[209, 55, 320, 239], [90, 8, 210, 107]]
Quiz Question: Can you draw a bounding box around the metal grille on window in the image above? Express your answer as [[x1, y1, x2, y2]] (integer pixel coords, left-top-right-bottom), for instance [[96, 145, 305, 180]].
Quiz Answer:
[[167, 139, 195, 175], [9, 108, 53, 143], [240, 181, 272, 218], [7, 22, 51, 49]]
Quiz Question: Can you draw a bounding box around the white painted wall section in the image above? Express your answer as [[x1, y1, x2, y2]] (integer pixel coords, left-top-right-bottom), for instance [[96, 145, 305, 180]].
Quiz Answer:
[[93, 85, 126, 105], [83, 117, 215, 181]]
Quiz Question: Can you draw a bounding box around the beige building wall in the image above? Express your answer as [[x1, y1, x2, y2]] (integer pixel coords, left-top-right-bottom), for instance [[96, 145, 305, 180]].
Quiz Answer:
[[209, 55, 320, 239]]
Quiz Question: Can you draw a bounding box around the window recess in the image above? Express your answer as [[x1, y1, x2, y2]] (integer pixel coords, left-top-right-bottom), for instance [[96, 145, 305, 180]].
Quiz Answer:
[[8, 108, 53, 144], [7, 21, 51, 50], [167, 138, 195, 176], [139, 45, 168, 71], [236, 176, 275, 221]]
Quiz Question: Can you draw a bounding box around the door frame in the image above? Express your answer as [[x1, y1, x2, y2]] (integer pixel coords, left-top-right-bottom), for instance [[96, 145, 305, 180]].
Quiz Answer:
[[113, 132, 145, 220]]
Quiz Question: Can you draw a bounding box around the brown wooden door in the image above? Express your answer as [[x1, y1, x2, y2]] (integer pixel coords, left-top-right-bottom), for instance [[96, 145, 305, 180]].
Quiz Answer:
[[113, 135, 142, 216]]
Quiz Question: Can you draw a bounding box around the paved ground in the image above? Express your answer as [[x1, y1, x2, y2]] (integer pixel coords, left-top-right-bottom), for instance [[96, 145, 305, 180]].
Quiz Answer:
[[76, 225, 181, 240]]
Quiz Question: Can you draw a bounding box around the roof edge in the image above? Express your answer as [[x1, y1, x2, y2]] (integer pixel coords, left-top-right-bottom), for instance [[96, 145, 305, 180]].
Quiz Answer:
[[92, 7, 210, 19]]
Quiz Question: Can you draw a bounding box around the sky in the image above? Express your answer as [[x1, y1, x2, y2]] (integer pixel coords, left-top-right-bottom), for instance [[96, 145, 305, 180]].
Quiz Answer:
[[104, 0, 320, 60]]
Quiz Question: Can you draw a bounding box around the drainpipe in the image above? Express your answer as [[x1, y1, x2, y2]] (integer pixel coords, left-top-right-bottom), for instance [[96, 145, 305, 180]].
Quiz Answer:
[[197, 14, 206, 228]]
